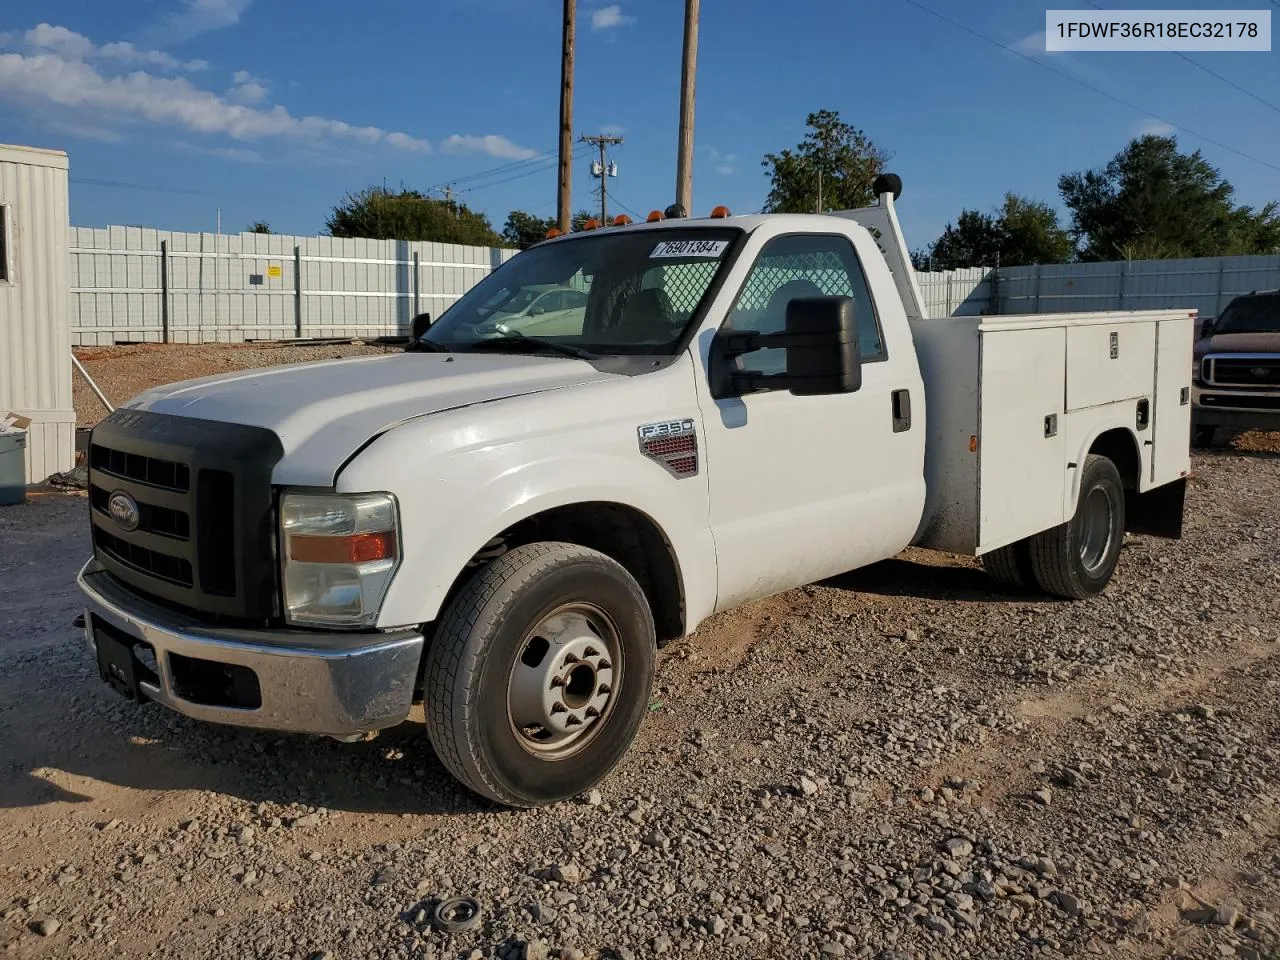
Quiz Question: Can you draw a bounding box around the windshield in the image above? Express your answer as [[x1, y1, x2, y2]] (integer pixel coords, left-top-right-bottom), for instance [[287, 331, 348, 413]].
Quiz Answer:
[[1216, 295, 1280, 335], [420, 228, 741, 355]]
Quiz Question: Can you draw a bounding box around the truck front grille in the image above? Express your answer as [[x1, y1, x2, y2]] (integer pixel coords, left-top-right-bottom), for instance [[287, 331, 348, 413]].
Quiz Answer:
[[1207, 357, 1280, 387], [87, 410, 284, 621], [1199, 393, 1280, 411]]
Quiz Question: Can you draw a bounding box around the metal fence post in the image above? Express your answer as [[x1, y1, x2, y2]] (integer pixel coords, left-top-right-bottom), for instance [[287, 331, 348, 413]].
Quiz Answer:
[[293, 245, 302, 339], [160, 239, 170, 343], [945, 274, 953, 316], [1032, 265, 1042, 313], [1118, 261, 1128, 310], [1214, 259, 1226, 316], [413, 252, 421, 319]]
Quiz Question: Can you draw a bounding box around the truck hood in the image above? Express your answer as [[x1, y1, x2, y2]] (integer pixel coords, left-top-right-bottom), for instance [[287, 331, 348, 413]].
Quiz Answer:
[[125, 352, 619, 485], [1195, 331, 1280, 358]]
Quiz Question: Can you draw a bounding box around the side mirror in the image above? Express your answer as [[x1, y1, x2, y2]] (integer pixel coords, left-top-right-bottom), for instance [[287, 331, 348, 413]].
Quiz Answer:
[[1199, 317, 1215, 339], [410, 312, 432, 340], [712, 296, 862, 397]]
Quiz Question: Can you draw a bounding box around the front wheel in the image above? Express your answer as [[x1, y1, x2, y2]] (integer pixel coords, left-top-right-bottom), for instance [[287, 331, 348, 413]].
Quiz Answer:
[[424, 542, 656, 807], [1027, 454, 1125, 599]]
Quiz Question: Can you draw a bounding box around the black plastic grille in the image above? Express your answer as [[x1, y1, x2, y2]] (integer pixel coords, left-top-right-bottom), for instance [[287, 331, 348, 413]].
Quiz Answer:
[[89, 484, 190, 540], [1200, 393, 1280, 410], [1211, 359, 1280, 386], [93, 527, 194, 587], [90, 444, 190, 491], [86, 410, 284, 621]]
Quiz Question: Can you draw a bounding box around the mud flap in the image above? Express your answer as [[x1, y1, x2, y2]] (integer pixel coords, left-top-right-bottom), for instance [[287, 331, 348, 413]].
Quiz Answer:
[[1125, 477, 1186, 540]]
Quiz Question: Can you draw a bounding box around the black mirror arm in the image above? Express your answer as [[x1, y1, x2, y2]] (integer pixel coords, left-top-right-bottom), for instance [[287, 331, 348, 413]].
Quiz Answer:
[[720, 328, 856, 357]]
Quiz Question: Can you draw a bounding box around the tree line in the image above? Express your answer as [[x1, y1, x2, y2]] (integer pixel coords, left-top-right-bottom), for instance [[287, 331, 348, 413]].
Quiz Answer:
[[757, 110, 1279, 269], [306, 109, 1279, 267]]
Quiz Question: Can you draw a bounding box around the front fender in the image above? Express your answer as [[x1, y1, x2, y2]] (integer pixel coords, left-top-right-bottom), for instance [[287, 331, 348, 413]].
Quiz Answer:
[[337, 411, 716, 633]]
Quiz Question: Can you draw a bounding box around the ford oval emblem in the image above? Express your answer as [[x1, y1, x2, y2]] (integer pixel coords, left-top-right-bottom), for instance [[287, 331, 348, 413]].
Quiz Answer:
[[1252, 367, 1270, 379], [107, 490, 140, 532]]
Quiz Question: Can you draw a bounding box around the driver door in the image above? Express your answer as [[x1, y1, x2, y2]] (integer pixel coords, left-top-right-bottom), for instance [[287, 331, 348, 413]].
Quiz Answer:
[[696, 229, 924, 611]]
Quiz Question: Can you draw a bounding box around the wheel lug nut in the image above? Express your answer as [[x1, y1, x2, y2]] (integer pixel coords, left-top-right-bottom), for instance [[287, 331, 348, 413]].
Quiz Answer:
[[598, 683, 611, 695], [550, 703, 567, 714], [597, 659, 612, 670], [563, 654, 580, 664], [583, 645, 599, 657], [564, 714, 583, 727], [585, 706, 600, 718], [550, 676, 565, 688]]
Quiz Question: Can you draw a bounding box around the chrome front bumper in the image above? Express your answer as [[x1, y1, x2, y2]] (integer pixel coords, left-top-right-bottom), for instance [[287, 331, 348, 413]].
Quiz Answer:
[[77, 561, 424, 739]]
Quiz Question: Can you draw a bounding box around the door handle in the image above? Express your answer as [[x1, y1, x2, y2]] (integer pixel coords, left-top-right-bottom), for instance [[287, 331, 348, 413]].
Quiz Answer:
[[891, 389, 912, 433]]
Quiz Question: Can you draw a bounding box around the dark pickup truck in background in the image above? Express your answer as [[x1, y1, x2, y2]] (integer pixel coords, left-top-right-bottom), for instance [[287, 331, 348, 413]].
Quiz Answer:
[[1193, 290, 1280, 446]]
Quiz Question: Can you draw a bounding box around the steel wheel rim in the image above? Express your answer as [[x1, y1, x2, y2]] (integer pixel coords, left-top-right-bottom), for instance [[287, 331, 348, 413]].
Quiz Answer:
[[1078, 486, 1115, 574], [507, 602, 623, 759]]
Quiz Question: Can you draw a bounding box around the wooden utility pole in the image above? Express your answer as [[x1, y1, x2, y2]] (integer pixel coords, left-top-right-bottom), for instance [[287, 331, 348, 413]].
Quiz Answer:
[[580, 133, 623, 224], [675, 0, 700, 214], [557, 0, 576, 234]]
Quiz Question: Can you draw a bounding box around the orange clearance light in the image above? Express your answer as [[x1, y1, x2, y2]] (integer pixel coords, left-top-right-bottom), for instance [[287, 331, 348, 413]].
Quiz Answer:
[[545, 227, 563, 239], [968, 435, 978, 453], [290, 531, 397, 564], [710, 205, 731, 218], [612, 214, 633, 226], [646, 210, 664, 222], [582, 218, 601, 230]]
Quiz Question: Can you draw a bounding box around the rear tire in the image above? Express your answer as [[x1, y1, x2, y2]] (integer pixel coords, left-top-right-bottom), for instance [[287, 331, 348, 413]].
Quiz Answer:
[[981, 540, 1034, 590], [1028, 454, 1125, 599], [424, 542, 656, 808]]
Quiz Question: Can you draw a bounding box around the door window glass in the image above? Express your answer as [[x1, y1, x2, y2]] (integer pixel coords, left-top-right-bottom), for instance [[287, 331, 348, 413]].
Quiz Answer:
[[728, 234, 885, 374]]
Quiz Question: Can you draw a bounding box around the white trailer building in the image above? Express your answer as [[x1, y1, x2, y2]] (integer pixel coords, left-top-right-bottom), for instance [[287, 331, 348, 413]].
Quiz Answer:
[[0, 144, 75, 482]]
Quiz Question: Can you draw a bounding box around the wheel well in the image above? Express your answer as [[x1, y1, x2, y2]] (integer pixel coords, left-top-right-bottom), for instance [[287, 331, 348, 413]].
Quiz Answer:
[[1088, 428, 1142, 490], [445, 502, 685, 646]]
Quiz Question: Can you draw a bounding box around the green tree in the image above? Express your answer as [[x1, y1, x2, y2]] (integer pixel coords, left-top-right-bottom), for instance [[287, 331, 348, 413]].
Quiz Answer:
[[761, 109, 891, 213], [502, 209, 556, 248], [247, 221, 272, 234], [325, 187, 504, 245], [924, 193, 1073, 270], [572, 208, 595, 231], [1059, 135, 1280, 261]]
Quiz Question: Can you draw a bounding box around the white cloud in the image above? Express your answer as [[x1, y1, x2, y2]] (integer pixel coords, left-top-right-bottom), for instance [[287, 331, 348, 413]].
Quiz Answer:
[[228, 70, 268, 103], [443, 133, 539, 160], [706, 146, 738, 175], [146, 0, 255, 45], [25, 23, 207, 71], [591, 5, 635, 30], [1137, 118, 1176, 137], [0, 50, 431, 152], [228, 80, 267, 103], [175, 140, 263, 163], [599, 123, 626, 135], [1009, 31, 1058, 56]]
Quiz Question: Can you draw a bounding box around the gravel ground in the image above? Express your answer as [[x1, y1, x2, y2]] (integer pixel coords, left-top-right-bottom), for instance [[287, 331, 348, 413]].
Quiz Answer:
[[72, 343, 400, 427], [2, 445, 1279, 960]]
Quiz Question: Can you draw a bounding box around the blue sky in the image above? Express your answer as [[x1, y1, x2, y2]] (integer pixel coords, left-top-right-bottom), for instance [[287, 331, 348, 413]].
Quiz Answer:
[[1, 0, 1276, 248]]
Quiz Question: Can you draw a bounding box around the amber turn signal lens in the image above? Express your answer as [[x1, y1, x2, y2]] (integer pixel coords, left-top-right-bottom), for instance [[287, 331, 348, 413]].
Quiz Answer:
[[710, 205, 731, 218], [646, 210, 664, 222], [290, 531, 397, 564]]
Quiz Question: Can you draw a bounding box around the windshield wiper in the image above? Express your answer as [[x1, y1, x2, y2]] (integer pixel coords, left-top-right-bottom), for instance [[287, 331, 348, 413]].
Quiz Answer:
[[403, 339, 451, 353], [466, 335, 595, 361]]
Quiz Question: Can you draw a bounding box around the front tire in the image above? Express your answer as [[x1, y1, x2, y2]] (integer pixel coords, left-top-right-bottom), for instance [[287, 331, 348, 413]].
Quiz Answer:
[[424, 542, 656, 808], [1192, 424, 1216, 448], [1028, 454, 1125, 599]]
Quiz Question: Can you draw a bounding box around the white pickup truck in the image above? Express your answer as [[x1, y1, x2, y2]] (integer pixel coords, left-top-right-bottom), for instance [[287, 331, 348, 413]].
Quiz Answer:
[[79, 178, 1194, 807]]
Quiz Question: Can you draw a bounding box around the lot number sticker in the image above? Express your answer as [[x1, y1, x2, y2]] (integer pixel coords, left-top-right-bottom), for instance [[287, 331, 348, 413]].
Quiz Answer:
[[650, 239, 729, 259]]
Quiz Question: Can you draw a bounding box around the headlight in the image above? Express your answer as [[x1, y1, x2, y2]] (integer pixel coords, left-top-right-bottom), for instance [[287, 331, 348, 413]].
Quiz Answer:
[[279, 491, 400, 628]]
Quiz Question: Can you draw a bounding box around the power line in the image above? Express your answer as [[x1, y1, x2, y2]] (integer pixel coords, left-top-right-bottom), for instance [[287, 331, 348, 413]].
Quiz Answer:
[[899, 0, 1280, 173], [456, 146, 592, 195], [421, 149, 559, 194], [1081, 0, 1280, 116]]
